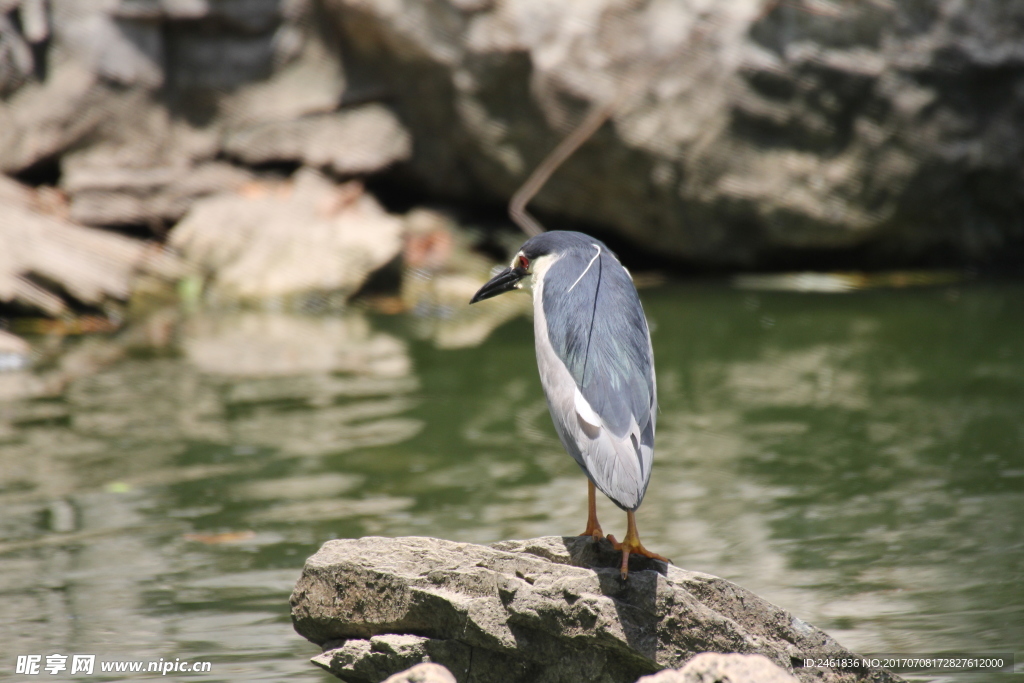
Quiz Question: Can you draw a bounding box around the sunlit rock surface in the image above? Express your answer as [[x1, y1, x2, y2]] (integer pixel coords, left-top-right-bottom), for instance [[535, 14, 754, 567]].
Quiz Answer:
[[380, 663, 457, 683], [223, 104, 412, 175], [326, 0, 1024, 265], [170, 170, 403, 304], [291, 535, 901, 683], [0, 175, 180, 315], [638, 653, 798, 683], [64, 160, 254, 227]]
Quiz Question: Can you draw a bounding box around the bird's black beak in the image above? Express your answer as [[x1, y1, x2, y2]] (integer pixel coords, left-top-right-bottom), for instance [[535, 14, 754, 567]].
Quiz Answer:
[[469, 266, 528, 304]]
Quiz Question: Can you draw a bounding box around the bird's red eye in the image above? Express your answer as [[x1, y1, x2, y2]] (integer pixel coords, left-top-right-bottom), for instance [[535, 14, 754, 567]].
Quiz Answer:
[[518, 255, 530, 270]]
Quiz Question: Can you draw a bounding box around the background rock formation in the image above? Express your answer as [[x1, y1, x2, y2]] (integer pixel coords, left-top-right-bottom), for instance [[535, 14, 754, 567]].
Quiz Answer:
[[328, 0, 1024, 266], [0, 175, 180, 316], [2, 0, 1023, 285]]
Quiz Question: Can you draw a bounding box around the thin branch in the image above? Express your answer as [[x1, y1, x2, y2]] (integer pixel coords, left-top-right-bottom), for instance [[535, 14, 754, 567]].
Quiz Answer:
[[509, 57, 679, 237], [509, 100, 619, 237]]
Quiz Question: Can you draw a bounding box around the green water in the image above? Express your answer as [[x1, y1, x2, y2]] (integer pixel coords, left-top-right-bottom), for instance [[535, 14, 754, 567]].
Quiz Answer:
[[1, 281, 1021, 681]]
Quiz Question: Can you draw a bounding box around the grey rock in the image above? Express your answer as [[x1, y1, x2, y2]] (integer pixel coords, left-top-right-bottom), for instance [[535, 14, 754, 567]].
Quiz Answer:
[[224, 104, 411, 175], [324, 0, 1024, 265], [64, 161, 253, 226], [169, 169, 404, 303], [0, 175, 182, 315], [0, 1, 47, 94], [112, 0, 281, 33], [0, 0, 349, 218], [165, 24, 277, 90], [80, 0, 282, 89], [0, 13, 34, 95], [313, 635, 465, 683], [216, 21, 346, 128], [380, 663, 456, 683], [291, 535, 901, 683], [0, 0, 220, 176], [46, 0, 337, 225], [637, 652, 798, 683], [18, 0, 49, 44], [50, 80, 230, 226], [61, 11, 164, 88], [0, 56, 110, 174]]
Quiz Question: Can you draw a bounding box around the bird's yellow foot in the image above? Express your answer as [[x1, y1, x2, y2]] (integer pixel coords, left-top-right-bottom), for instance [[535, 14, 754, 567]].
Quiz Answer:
[[606, 533, 670, 579], [606, 510, 671, 579]]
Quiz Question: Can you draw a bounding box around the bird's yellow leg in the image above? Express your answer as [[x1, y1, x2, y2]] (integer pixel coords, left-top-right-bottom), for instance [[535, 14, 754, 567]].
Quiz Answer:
[[606, 510, 670, 579], [578, 480, 604, 540]]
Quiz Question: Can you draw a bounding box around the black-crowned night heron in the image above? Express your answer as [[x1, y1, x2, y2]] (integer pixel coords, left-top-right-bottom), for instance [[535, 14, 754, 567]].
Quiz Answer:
[[470, 230, 667, 578]]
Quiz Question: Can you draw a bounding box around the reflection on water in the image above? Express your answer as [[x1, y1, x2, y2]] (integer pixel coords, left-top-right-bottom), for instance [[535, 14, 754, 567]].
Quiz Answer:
[[0, 283, 1021, 681]]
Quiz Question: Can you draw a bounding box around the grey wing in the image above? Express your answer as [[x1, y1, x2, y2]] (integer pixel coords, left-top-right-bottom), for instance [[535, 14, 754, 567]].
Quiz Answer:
[[569, 381, 655, 511], [538, 248, 656, 510]]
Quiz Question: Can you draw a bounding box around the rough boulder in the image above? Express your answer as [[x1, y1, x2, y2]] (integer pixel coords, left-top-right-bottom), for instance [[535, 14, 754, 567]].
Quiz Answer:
[[290, 536, 901, 683]]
